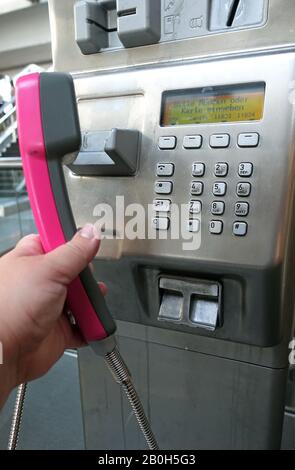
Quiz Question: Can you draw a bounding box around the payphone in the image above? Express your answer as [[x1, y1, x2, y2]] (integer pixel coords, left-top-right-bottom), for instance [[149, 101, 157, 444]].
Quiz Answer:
[[47, 0, 295, 449]]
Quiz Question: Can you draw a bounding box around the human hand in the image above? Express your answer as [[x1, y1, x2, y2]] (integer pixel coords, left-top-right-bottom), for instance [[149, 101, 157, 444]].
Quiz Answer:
[[0, 224, 103, 407]]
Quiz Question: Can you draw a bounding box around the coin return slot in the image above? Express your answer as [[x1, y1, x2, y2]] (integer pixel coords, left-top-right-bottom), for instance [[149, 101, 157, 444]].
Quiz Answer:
[[158, 277, 222, 331], [189, 297, 219, 331]]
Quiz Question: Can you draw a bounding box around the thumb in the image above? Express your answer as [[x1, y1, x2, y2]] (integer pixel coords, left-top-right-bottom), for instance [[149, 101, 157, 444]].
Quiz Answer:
[[44, 224, 101, 285]]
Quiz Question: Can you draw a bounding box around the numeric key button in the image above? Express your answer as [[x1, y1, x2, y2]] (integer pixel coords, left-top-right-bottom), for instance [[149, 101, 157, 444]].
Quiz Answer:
[[238, 163, 253, 177], [236, 182, 251, 197], [191, 181, 203, 195], [235, 202, 249, 216], [213, 182, 227, 196], [215, 163, 228, 177], [209, 220, 223, 234], [211, 201, 225, 215], [192, 163, 205, 177], [154, 181, 173, 195], [189, 200, 202, 214]]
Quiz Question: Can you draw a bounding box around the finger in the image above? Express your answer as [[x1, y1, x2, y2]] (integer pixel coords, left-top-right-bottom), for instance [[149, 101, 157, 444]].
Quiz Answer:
[[14, 234, 44, 257], [98, 281, 107, 296], [44, 224, 100, 285]]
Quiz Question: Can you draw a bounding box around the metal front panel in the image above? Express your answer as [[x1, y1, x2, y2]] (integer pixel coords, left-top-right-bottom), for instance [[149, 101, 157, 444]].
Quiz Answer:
[[65, 52, 295, 268], [49, 0, 295, 74]]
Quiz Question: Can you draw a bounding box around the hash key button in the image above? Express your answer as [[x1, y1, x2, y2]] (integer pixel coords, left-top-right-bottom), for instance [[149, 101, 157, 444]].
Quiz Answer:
[[233, 222, 248, 236]]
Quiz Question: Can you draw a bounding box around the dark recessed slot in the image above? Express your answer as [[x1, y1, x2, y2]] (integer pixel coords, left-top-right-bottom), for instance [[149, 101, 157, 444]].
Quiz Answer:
[[226, 0, 240, 27], [118, 8, 137, 17]]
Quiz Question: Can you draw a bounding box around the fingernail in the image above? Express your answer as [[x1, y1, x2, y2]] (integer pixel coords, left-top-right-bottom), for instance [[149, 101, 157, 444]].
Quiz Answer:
[[80, 223, 96, 240]]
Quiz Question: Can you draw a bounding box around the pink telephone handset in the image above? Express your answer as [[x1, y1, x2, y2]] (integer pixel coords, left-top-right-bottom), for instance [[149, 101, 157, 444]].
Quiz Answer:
[[15, 72, 159, 450], [16, 72, 116, 343]]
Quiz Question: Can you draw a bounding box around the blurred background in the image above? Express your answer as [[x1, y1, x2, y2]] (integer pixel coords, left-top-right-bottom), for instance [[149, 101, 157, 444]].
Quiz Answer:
[[0, 0, 84, 450]]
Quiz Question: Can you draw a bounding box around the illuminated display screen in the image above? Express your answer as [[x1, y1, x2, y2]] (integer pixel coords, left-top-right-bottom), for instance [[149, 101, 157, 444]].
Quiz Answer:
[[160, 83, 265, 126]]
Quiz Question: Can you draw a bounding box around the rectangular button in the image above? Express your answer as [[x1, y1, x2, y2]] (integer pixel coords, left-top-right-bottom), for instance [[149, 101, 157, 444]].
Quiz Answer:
[[189, 200, 202, 214], [191, 181, 203, 195], [154, 181, 173, 194], [183, 135, 202, 149], [152, 217, 170, 230], [238, 133, 259, 147], [210, 134, 230, 148], [157, 163, 174, 176], [158, 136, 176, 150], [236, 182, 251, 197], [233, 221, 248, 236], [192, 163, 205, 177], [153, 199, 171, 212], [235, 202, 249, 216], [187, 219, 200, 233], [211, 201, 225, 215], [215, 162, 228, 177], [213, 182, 227, 196], [209, 220, 223, 234], [238, 163, 253, 177]]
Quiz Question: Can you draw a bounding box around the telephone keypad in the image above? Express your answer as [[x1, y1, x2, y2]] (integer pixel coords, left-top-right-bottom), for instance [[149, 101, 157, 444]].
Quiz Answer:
[[155, 131, 259, 235]]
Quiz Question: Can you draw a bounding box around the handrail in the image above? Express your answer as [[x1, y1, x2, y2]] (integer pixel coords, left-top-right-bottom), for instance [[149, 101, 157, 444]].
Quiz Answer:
[[0, 105, 16, 126], [0, 157, 22, 169]]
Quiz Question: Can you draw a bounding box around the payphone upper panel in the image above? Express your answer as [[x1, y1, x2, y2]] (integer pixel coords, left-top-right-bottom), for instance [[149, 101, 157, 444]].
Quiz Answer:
[[65, 52, 295, 268], [48, 0, 295, 74]]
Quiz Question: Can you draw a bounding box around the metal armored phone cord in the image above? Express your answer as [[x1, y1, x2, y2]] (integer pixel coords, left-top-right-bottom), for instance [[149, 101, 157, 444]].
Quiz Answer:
[[7, 383, 27, 450], [8, 348, 159, 450], [104, 346, 159, 450]]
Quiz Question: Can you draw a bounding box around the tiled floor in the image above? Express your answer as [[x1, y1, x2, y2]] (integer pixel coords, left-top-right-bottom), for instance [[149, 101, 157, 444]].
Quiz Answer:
[[0, 353, 84, 450]]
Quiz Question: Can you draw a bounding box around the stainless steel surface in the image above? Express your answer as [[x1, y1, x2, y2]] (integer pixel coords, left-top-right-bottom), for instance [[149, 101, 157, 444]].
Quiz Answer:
[[49, 0, 295, 450], [62, 52, 295, 268], [7, 383, 27, 451], [49, 0, 295, 74], [105, 346, 159, 450]]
